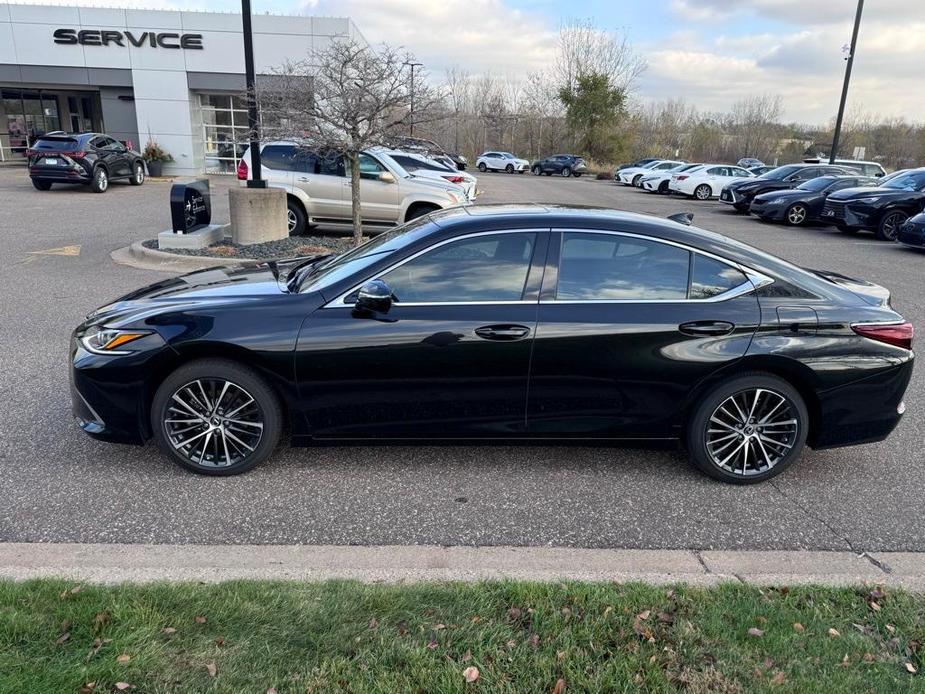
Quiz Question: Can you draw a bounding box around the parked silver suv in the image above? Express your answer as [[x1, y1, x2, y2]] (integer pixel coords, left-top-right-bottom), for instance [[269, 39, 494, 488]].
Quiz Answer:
[[238, 142, 469, 235]]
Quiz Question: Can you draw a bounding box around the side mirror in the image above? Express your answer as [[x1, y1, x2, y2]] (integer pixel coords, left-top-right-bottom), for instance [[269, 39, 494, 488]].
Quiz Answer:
[[355, 279, 392, 314], [378, 171, 395, 184]]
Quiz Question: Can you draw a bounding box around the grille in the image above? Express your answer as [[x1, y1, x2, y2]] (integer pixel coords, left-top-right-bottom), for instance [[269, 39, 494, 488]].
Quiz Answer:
[[823, 200, 846, 219]]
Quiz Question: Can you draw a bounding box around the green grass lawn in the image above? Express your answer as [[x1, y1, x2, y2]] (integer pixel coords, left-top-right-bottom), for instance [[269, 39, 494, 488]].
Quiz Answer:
[[1, 579, 922, 693]]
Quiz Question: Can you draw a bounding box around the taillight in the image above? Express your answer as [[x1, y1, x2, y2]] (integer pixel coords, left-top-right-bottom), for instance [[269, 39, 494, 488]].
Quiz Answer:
[[237, 159, 248, 180], [67, 151, 86, 159], [442, 175, 464, 184], [852, 322, 914, 350], [677, 175, 689, 181]]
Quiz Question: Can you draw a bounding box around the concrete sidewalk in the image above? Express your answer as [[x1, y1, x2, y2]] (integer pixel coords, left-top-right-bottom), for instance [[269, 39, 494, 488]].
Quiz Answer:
[[2, 543, 924, 589]]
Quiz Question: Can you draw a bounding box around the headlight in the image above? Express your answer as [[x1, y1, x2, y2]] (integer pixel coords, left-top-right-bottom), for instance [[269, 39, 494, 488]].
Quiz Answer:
[[855, 196, 880, 203], [80, 327, 152, 355]]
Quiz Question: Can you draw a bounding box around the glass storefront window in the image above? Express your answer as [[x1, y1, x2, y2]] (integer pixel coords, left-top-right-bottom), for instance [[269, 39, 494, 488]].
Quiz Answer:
[[200, 92, 250, 174]]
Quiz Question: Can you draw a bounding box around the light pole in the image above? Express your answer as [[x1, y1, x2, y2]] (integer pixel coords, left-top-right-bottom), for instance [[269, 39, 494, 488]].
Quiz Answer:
[[405, 61, 423, 137], [829, 0, 864, 164], [241, 0, 266, 187]]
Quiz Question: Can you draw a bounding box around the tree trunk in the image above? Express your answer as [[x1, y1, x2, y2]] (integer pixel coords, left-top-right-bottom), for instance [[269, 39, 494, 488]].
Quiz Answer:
[[349, 150, 362, 246]]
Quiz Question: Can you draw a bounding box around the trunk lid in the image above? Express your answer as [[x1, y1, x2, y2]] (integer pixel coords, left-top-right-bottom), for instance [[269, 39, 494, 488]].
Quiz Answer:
[[808, 268, 891, 307]]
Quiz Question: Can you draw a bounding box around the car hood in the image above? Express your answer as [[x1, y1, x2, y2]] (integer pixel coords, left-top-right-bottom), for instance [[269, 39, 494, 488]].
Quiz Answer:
[[732, 179, 785, 192], [754, 189, 818, 202], [827, 186, 914, 201]]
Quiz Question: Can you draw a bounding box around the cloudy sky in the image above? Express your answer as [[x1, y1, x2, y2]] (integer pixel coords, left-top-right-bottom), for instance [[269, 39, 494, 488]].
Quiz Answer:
[[27, 0, 924, 124]]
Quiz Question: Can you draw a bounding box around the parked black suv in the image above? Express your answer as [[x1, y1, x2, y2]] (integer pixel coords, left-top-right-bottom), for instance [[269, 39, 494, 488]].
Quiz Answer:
[[823, 168, 925, 240], [28, 133, 146, 193], [531, 154, 587, 177], [719, 163, 857, 212]]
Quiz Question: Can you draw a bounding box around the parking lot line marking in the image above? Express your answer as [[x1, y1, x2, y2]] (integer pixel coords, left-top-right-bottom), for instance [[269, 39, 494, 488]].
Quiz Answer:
[[27, 244, 81, 256]]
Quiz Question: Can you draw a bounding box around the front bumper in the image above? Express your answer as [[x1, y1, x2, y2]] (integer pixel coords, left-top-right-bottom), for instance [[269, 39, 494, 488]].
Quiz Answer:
[[748, 199, 786, 220], [898, 220, 925, 248]]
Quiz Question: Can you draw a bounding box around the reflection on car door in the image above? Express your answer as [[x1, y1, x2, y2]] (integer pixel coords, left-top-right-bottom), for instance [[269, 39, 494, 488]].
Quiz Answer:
[[346, 153, 401, 223], [295, 231, 548, 438], [527, 231, 761, 438], [290, 150, 347, 220]]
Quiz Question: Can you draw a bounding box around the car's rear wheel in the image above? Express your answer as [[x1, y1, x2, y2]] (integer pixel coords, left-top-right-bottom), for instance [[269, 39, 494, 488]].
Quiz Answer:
[[505, 164, 514, 174], [658, 181, 669, 194], [694, 184, 712, 200], [876, 210, 908, 241], [687, 373, 808, 484], [287, 199, 307, 235], [151, 359, 282, 476], [477, 162, 487, 173], [31, 179, 52, 191], [129, 162, 145, 186], [90, 167, 108, 193], [561, 167, 572, 178], [785, 203, 808, 226]]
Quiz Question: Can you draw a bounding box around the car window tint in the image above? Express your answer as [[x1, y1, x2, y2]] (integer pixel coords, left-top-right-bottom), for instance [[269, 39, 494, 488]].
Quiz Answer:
[[352, 154, 385, 179], [830, 178, 858, 192], [380, 233, 537, 303], [34, 138, 80, 151], [690, 255, 749, 299], [318, 153, 345, 177], [557, 233, 689, 301], [260, 145, 297, 171]]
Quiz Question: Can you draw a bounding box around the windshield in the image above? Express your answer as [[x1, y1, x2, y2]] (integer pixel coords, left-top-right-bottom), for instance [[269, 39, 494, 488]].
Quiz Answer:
[[758, 165, 800, 180], [880, 171, 925, 191], [798, 177, 837, 192]]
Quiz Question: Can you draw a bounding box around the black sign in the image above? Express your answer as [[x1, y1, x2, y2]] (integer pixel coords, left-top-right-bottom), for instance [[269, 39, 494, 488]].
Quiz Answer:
[[53, 28, 203, 50], [170, 179, 212, 234]]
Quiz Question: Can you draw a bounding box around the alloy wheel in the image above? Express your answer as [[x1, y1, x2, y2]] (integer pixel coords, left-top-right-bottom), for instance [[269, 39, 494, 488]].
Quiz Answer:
[[561, 167, 571, 177], [705, 387, 798, 477], [532, 166, 541, 175], [881, 212, 906, 241], [97, 170, 108, 191], [695, 184, 711, 200], [135, 165, 144, 184], [163, 378, 264, 468], [786, 204, 807, 225], [287, 209, 297, 233]]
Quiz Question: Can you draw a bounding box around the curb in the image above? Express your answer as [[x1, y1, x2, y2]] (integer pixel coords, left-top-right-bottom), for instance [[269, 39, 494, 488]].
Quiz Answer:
[[2, 544, 924, 588], [112, 240, 261, 273]]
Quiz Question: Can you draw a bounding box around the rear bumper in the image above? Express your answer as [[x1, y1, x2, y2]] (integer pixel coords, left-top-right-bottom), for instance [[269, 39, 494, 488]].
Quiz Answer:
[[30, 167, 91, 184]]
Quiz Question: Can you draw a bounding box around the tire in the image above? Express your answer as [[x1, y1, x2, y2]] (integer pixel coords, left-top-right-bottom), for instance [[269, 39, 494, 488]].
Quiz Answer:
[[287, 199, 307, 236], [658, 181, 669, 194], [31, 179, 52, 191], [686, 372, 808, 484], [694, 184, 712, 201], [544, 172, 552, 176], [785, 203, 808, 226], [405, 204, 438, 222], [505, 164, 514, 174], [732, 204, 749, 214], [129, 162, 145, 186], [532, 166, 541, 175], [837, 224, 858, 234], [150, 359, 282, 476], [518, 170, 526, 174], [477, 162, 487, 173], [90, 167, 108, 193], [632, 174, 643, 187], [561, 166, 572, 178], [876, 210, 908, 241]]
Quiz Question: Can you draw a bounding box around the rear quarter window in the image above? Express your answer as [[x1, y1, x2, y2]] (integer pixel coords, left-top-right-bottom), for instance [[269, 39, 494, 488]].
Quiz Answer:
[[690, 255, 749, 299]]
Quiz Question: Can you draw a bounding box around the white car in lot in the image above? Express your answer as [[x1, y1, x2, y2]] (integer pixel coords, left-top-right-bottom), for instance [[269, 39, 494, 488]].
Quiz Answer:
[[383, 150, 478, 202], [616, 160, 686, 187], [476, 151, 530, 173], [639, 163, 703, 194], [669, 164, 754, 200]]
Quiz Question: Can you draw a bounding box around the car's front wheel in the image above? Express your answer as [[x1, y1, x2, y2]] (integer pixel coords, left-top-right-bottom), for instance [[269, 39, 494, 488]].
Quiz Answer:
[[785, 203, 808, 226], [90, 167, 108, 193], [477, 162, 487, 173], [129, 162, 145, 186], [532, 166, 541, 175], [31, 179, 52, 191], [687, 373, 808, 484], [151, 359, 282, 476], [505, 164, 514, 174], [876, 210, 908, 241]]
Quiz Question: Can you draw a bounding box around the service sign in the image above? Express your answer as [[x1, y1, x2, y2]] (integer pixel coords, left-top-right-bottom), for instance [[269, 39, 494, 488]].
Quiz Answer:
[[53, 28, 204, 49], [170, 179, 212, 234]]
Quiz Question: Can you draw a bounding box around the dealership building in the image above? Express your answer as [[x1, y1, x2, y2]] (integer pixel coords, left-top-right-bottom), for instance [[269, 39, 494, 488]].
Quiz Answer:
[[0, 3, 364, 174]]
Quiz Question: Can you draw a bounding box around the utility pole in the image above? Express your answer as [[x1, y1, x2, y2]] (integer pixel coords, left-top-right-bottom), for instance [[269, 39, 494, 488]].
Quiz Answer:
[[241, 0, 266, 187], [405, 61, 423, 137], [829, 0, 864, 164]]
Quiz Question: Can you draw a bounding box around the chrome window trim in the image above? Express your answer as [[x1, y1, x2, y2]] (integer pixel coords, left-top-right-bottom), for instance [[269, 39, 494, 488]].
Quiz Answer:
[[321, 227, 775, 309], [323, 228, 546, 309], [548, 229, 773, 304]]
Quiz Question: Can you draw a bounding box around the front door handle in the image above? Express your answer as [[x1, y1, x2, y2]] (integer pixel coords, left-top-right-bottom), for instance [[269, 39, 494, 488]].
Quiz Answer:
[[474, 324, 531, 341], [678, 320, 735, 337], [297, 177, 311, 182]]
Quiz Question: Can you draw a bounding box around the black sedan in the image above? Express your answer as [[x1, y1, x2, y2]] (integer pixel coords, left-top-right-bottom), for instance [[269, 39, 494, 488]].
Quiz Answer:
[[898, 212, 925, 249], [750, 175, 875, 226], [720, 163, 858, 212], [70, 206, 914, 484], [823, 168, 925, 240], [531, 154, 587, 177], [28, 132, 146, 193]]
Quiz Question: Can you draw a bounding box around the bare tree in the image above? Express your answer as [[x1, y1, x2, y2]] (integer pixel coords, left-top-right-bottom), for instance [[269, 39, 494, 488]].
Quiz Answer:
[[553, 18, 646, 95], [257, 38, 439, 245], [729, 94, 784, 162]]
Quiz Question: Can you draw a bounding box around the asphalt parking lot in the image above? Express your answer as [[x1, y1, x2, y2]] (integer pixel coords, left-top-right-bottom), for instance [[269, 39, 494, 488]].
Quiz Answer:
[[1, 165, 923, 552]]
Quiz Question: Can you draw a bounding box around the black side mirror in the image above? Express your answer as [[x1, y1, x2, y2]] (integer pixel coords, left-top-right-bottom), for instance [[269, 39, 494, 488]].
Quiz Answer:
[[355, 279, 392, 314]]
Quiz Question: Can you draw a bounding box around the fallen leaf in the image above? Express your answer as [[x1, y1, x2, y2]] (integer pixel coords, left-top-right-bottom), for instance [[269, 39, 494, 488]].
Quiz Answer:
[[116, 654, 130, 664], [603, 606, 612, 617], [863, 652, 876, 663], [636, 610, 651, 621], [93, 612, 110, 631], [114, 684, 130, 691], [770, 671, 786, 686], [886, 624, 896, 634], [205, 662, 217, 677], [748, 627, 764, 637], [71, 585, 82, 594], [507, 607, 522, 621], [463, 666, 479, 683], [55, 631, 70, 645], [461, 649, 472, 662], [906, 662, 918, 674], [434, 623, 446, 630], [162, 627, 177, 635], [368, 617, 378, 629], [214, 637, 225, 647], [763, 657, 774, 669], [506, 639, 517, 649], [869, 601, 882, 612], [528, 633, 540, 648], [829, 628, 841, 638], [194, 615, 207, 624], [426, 640, 438, 650], [557, 649, 567, 662], [793, 622, 805, 633], [841, 653, 850, 667], [267, 689, 278, 694], [869, 586, 886, 601], [666, 589, 675, 599], [552, 678, 566, 693], [79, 683, 96, 694], [657, 612, 674, 624]]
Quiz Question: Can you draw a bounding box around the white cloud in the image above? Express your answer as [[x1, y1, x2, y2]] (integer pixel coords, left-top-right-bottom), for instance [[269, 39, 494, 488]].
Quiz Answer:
[[671, 0, 916, 25]]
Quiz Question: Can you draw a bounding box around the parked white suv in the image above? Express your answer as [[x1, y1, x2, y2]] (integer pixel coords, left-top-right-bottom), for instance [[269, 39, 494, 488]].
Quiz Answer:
[[476, 151, 530, 173], [238, 142, 469, 235], [381, 149, 478, 202]]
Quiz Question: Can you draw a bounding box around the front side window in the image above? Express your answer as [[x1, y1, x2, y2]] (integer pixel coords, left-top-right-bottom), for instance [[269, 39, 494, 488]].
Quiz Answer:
[[379, 232, 537, 303], [351, 154, 386, 180], [557, 233, 690, 301]]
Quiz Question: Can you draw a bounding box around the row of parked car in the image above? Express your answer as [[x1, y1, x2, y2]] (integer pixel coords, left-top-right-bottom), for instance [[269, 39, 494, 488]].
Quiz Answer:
[[476, 151, 588, 177], [617, 156, 925, 246]]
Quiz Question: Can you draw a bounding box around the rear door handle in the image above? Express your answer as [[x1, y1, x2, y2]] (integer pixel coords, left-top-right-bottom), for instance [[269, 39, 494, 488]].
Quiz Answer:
[[475, 324, 531, 341], [678, 320, 735, 336]]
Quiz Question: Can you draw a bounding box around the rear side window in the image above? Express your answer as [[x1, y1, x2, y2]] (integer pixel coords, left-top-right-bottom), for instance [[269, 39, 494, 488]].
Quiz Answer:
[[33, 138, 80, 151], [260, 145, 298, 171], [690, 255, 749, 299], [557, 233, 689, 300]]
